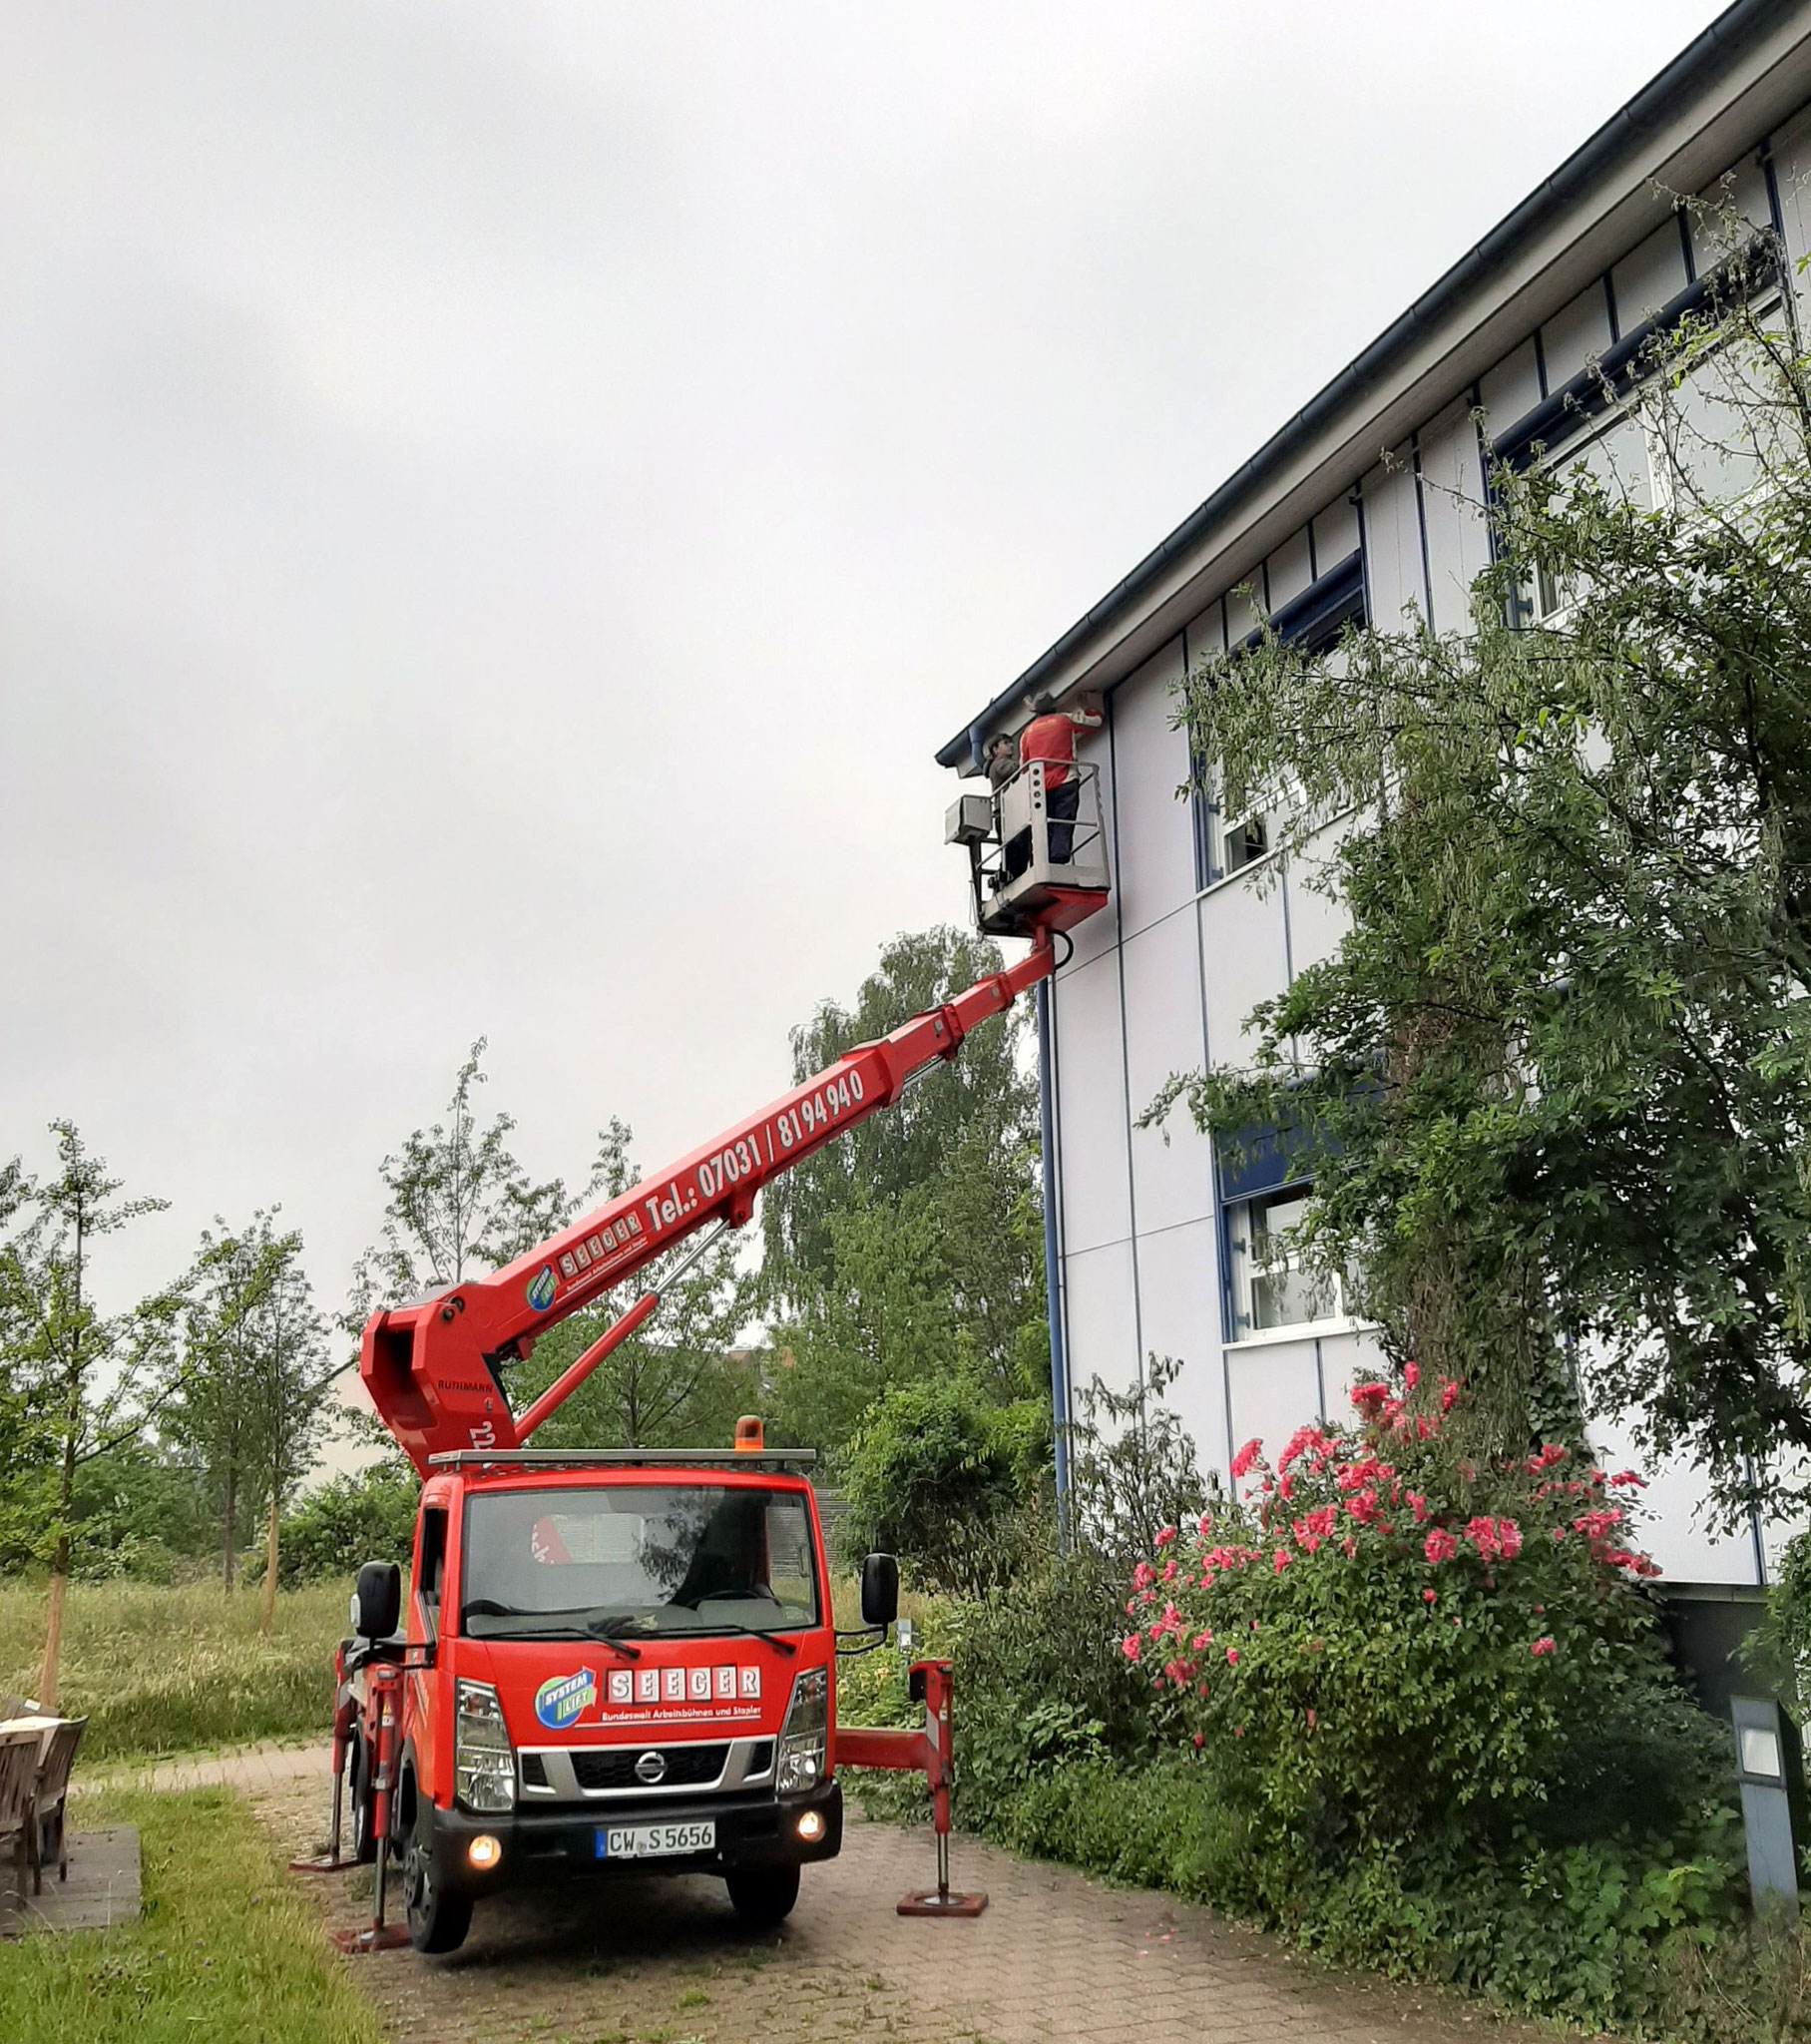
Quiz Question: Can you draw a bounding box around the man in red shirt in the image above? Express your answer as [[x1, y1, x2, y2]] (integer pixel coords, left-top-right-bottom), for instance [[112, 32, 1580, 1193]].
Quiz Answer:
[[1018, 694, 1103, 863]]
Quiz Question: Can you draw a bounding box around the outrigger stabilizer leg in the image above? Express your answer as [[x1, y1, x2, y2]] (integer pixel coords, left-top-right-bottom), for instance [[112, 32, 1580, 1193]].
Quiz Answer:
[[837, 1658, 987, 1917], [327, 1666, 411, 1953], [289, 1667, 357, 1874]]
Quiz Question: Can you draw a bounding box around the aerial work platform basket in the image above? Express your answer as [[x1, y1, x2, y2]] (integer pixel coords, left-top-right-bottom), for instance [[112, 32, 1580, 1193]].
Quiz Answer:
[[946, 759, 1111, 941]]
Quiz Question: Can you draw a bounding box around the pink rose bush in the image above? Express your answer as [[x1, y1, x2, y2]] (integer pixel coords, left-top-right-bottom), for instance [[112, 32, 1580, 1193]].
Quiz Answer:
[[1112, 1373, 1731, 1966]]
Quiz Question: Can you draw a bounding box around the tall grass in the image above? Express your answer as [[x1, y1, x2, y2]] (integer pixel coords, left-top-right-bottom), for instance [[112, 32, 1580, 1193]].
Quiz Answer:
[[0, 1581, 345, 1760], [0, 1786, 386, 2044]]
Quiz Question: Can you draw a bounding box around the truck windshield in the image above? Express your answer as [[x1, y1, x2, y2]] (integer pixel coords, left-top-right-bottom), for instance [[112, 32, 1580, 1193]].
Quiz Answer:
[[460, 1484, 818, 1642]]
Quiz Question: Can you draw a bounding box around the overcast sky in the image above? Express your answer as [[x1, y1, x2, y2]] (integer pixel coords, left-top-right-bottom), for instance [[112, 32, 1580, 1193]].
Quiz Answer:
[[1, 1, 1728, 1402]]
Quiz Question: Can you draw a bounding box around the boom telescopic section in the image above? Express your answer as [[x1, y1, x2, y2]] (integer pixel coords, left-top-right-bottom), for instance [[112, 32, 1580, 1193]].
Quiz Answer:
[[361, 931, 1060, 1472]]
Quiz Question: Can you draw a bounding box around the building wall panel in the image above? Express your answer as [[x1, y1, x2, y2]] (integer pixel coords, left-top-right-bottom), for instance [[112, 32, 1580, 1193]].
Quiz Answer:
[[1542, 283, 1612, 385], [1585, 1415, 1760, 1586], [1133, 1219, 1225, 1473], [1612, 219, 1689, 327], [1418, 403, 1491, 634], [1199, 872, 1290, 1069], [1122, 911, 1214, 1236], [1283, 816, 1354, 976], [1063, 1238, 1140, 1403], [1479, 338, 1542, 433], [1360, 455, 1425, 627], [1110, 643, 1195, 938], [1312, 495, 1360, 573], [1052, 949, 1130, 1258], [1266, 528, 1313, 611], [1226, 1339, 1322, 1467], [1699, 151, 1772, 236]]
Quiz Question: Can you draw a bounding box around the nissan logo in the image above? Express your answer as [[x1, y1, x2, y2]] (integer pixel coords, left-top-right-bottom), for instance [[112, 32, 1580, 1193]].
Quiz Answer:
[[634, 1750, 667, 1786]]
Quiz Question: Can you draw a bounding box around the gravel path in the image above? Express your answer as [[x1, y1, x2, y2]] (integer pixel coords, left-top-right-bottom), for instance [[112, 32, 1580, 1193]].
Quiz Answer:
[[185, 1746, 1540, 2044]]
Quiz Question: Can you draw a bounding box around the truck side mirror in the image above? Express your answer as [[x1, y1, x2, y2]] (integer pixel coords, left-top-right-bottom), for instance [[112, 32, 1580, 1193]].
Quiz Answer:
[[351, 1559, 401, 1640], [860, 1552, 899, 1631]]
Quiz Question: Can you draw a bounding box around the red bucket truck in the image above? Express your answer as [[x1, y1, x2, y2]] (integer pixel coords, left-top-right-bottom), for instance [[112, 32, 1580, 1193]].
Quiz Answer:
[[304, 773, 1108, 1952]]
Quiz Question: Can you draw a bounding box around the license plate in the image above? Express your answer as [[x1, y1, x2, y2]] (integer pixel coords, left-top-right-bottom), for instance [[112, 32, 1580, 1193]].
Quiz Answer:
[[596, 1820, 716, 1860]]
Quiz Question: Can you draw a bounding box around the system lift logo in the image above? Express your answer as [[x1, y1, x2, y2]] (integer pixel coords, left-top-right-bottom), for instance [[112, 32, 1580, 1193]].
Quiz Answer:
[[526, 1266, 558, 1312], [534, 1667, 600, 1731]]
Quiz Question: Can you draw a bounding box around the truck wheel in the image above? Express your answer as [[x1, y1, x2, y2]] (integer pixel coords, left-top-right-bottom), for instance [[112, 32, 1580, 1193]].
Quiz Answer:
[[725, 1864, 800, 1928], [347, 1737, 377, 1865], [402, 1796, 472, 1955]]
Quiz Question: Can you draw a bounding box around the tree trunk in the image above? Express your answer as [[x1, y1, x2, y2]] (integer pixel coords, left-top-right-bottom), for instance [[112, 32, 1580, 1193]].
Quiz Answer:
[[40, 1545, 67, 1713], [260, 1487, 280, 1636], [42, 1370, 82, 1710]]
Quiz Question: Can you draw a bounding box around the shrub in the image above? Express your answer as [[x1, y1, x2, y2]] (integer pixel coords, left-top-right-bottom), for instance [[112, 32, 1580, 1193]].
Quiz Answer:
[[1113, 1375, 1740, 2023], [837, 1378, 1049, 1593], [278, 1463, 419, 1586]]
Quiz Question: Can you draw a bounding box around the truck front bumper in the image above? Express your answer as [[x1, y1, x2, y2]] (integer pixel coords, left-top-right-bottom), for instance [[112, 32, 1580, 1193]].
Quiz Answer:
[[429, 1777, 843, 1899]]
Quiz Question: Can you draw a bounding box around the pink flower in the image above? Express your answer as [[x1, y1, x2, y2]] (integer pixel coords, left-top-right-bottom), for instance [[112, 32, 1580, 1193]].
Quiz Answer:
[[1530, 1636, 1557, 1657], [1496, 1518, 1523, 1560], [1273, 1548, 1292, 1573], [1225, 1647, 1240, 1666], [1407, 1491, 1430, 1522], [1439, 1379, 1460, 1412], [1192, 1732, 1204, 1748], [1607, 1470, 1646, 1489], [1340, 1535, 1358, 1557], [1465, 1516, 1501, 1560], [1305, 1707, 1317, 1729], [1161, 1557, 1177, 1582], [1350, 1381, 1391, 1417], [1121, 1634, 1140, 1661], [1423, 1528, 1458, 1564], [1132, 1560, 1155, 1590], [1191, 1630, 1212, 1650], [1229, 1438, 1263, 1480], [1196, 1513, 1214, 1538], [1404, 1360, 1420, 1389], [1422, 1589, 1437, 1604], [1155, 1524, 1177, 1547]]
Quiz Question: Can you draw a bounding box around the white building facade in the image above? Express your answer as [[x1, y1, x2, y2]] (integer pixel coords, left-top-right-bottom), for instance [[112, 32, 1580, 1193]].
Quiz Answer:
[[940, 0, 1811, 1591]]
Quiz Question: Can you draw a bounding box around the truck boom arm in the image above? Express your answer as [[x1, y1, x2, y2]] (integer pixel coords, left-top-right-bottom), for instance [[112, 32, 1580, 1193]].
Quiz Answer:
[[362, 932, 1057, 1472]]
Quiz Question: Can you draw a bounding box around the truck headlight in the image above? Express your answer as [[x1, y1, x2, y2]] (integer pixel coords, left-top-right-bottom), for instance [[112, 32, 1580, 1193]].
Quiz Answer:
[[778, 1665, 828, 1792], [454, 1679, 516, 1812]]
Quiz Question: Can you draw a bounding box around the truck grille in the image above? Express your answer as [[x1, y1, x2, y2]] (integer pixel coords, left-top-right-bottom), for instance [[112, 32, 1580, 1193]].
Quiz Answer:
[[571, 1743, 729, 1791]]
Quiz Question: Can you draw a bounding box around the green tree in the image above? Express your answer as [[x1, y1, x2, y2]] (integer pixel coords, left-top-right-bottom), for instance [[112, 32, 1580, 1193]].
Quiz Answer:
[[168, 1213, 337, 1610], [0, 1123, 176, 1706], [510, 1120, 757, 1449], [349, 1037, 569, 1317], [1161, 253, 1811, 1504], [761, 928, 1048, 1461], [249, 1233, 335, 1631]]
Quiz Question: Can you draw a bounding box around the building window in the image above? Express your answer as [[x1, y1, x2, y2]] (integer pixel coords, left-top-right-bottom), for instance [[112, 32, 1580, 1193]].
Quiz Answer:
[[1229, 1186, 1339, 1336], [1190, 548, 1365, 890]]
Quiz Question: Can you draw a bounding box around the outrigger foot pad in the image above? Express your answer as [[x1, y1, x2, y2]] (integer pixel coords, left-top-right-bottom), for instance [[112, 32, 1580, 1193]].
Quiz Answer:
[[288, 1853, 355, 1873], [329, 1923, 412, 1953], [897, 1888, 988, 1917]]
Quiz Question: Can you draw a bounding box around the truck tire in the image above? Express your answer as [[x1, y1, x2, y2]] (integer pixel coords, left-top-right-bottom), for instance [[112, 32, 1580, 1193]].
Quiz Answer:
[[725, 1863, 800, 1928], [402, 1794, 472, 1955], [347, 1736, 377, 1865]]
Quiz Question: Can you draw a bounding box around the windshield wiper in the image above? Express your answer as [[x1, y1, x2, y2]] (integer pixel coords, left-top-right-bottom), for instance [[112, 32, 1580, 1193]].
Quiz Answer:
[[583, 1615, 646, 1660], [680, 1612, 799, 1657]]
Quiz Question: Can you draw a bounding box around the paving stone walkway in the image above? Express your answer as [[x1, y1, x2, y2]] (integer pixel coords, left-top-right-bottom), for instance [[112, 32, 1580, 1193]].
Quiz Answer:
[[190, 1745, 1536, 2044]]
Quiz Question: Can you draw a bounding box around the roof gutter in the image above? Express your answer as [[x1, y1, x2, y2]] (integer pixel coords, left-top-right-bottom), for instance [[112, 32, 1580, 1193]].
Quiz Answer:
[[937, 0, 1802, 771]]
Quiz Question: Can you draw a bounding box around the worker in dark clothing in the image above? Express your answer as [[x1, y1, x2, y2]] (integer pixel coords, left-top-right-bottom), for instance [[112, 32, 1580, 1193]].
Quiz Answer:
[[1019, 695, 1104, 862], [985, 732, 1018, 792]]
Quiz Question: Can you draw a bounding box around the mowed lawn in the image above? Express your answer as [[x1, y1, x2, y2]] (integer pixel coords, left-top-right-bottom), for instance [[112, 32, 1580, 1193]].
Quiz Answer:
[[0, 1582, 346, 1760], [0, 1787, 384, 2044]]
